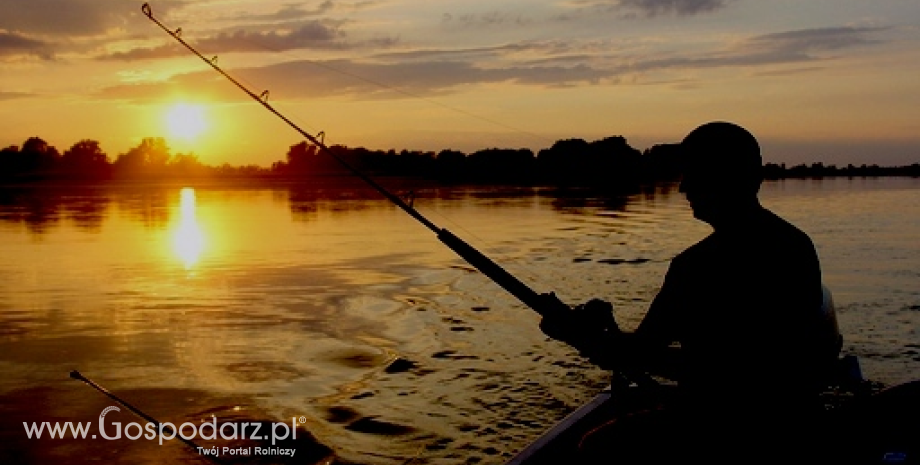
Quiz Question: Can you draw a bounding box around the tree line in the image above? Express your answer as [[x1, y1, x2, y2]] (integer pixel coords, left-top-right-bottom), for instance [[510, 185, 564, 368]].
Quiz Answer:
[[2, 136, 917, 186]]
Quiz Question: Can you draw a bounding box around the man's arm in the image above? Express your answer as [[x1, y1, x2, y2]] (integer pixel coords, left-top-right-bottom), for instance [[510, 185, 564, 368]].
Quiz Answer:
[[539, 262, 685, 375]]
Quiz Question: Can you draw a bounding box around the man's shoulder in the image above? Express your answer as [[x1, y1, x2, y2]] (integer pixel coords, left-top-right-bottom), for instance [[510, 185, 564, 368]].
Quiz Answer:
[[673, 209, 817, 262], [672, 233, 717, 266], [761, 209, 817, 250]]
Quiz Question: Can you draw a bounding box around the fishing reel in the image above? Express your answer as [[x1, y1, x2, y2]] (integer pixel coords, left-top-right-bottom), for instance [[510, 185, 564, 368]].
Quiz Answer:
[[538, 297, 630, 373], [539, 299, 618, 346]]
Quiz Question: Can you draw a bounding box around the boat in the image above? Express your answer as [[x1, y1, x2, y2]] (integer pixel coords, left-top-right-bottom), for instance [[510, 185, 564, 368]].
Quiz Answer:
[[504, 375, 919, 465], [504, 287, 920, 465]]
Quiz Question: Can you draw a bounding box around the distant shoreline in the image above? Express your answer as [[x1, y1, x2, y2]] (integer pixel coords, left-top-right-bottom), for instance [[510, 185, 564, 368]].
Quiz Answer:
[[1, 172, 918, 193], [3, 135, 917, 188]]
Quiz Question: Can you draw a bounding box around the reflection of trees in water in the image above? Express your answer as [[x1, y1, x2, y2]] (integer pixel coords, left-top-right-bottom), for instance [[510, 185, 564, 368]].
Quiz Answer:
[[285, 176, 444, 221], [0, 185, 177, 235], [464, 186, 540, 200], [61, 194, 110, 232], [0, 190, 59, 234], [285, 182, 669, 223], [545, 187, 631, 214], [286, 179, 544, 222], [115, 186, 171, 230], [0, 182, 686, 235], [287, 183, 386, 223], [0, 186, 110, 234], [639, 182, 679, 201], [546, 183, 681, 214]]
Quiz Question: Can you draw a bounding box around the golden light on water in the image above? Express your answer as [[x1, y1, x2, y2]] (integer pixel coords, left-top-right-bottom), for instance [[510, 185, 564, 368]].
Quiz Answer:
[[173, 187, 205, 269]]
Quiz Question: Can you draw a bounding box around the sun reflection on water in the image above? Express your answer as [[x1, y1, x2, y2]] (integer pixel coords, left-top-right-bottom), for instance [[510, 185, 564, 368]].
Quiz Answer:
[[173, 187, 205, 269]]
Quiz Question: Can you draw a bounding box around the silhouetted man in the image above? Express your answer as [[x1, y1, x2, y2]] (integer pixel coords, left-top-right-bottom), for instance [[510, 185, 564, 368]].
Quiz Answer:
[[542, 121, 838, 463]]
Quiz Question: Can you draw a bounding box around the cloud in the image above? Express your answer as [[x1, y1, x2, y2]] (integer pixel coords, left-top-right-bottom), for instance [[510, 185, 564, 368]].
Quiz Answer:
[[94, 25, 886, 103], [744, 26, 883, 55], [221, 0, 382, 22], [377, 27, 882, 77], [0, 32, 53, 59], [441, 11, 534, 29], [96, 58, 612, 103], [374, 41, 574, 62], [0, 91, 36, 101], [239, 1, 336, 22], [563, 0, 731, 18], [617, 0, 729, 16], [637, 26, 884, 70], [0, 0, 186, 37], [98, 20, 398, 61], [224, 1, 383, 21], [752, 66, 825, 78]]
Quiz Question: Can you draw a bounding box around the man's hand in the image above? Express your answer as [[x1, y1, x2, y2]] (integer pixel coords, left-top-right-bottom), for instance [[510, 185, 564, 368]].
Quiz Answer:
[[539, 298, 616, 342], [540, 298, 620, 368]]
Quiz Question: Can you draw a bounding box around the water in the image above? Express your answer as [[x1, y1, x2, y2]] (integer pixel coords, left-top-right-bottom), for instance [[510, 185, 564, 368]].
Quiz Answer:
[[0, 177, 918, 464]]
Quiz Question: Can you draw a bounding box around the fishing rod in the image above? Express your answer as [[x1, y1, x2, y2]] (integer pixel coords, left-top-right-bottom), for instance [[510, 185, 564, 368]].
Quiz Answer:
[[140, 3, 661, 392], [141, 2, 571, 320], [70, 370, 226, 464]]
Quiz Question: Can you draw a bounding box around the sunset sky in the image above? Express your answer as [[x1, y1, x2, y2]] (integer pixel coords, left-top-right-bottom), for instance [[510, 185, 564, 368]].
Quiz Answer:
[[1, 0, 918, 167]]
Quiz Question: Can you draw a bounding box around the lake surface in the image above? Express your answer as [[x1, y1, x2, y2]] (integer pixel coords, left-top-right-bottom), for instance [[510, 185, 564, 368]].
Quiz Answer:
[[0, 177, 918, 464]]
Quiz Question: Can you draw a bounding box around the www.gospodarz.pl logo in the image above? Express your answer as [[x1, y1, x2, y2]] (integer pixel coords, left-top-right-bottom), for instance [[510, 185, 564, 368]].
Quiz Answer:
[[23, 405, 301, 450]]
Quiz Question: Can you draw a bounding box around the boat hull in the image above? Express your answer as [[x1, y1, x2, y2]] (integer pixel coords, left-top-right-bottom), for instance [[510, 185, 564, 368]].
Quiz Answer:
[[504, 380, 920, 465]]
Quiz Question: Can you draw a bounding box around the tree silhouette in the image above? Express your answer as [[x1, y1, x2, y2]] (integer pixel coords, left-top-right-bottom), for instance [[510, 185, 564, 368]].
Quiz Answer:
[[62, 140, 110, 179], [63, 140, 108, 166], [0, 145, 19, 179], [468, 148, 535, 182], [113, 137, 171, 177], [21, 137, 61, 173], [168, 153, 206, 177], [286, 141, 318, 173], [590, 136, 642, 185], [21, 138, 59, 177], [2, 132, 916, 185], [435, 149, 467, 181], [641, 143, 683, 181], [275, 141, 352, 176], [0, 137, 60, 180], [536, 136, 642, 187]]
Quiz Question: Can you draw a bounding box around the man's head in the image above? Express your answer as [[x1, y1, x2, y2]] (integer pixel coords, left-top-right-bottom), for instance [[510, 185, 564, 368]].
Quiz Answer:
[[678, 121, 763, 225]]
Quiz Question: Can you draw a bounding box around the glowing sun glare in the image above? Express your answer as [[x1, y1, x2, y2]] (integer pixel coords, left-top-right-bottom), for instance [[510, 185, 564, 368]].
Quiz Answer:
[[166, 103, 208, 141]]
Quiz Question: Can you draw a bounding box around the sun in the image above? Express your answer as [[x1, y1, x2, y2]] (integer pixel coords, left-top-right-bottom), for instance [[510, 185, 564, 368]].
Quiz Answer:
[[165, 103, 208, 141]]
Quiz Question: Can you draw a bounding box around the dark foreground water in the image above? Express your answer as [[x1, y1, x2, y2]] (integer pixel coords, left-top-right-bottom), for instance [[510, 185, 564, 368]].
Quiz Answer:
[[0, 177, 918, 464]]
